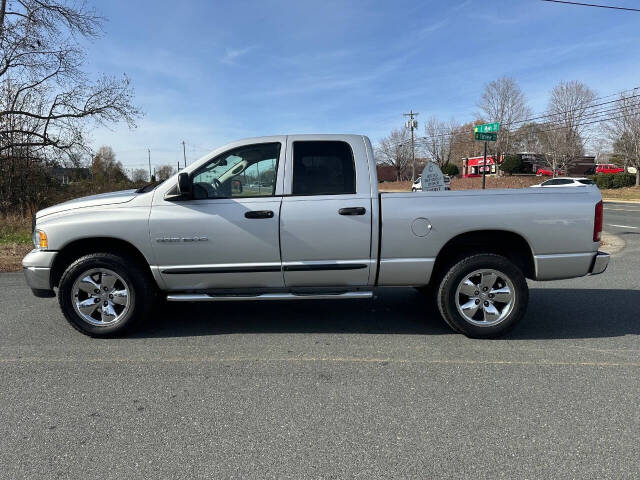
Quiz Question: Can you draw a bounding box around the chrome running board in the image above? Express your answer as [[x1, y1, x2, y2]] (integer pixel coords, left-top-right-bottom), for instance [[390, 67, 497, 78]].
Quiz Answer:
[[166, 291, 373, 302]]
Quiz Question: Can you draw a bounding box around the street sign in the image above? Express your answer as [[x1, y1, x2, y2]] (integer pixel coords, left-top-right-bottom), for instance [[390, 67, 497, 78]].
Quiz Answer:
[[474, 122, 500, 134], [474, 132, 497, 142]]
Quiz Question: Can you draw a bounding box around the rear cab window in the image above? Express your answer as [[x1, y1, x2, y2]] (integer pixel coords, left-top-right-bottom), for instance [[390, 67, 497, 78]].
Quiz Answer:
[[291, 141, 356, 195]]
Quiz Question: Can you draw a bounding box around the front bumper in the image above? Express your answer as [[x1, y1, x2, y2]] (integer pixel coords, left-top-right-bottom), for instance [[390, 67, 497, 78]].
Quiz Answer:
[[589, 251, 610, 275], [22, 249, 57, 296]]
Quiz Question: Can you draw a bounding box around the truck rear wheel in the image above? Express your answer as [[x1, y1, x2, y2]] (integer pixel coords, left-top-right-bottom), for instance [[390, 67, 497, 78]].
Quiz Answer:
[[58, 253, 153, 337], [436, 254, 528, 338]]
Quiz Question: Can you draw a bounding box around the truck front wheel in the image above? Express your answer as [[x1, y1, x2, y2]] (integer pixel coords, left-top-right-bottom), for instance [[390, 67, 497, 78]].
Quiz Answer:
[[436, 254, 529, 338], [58, 253, 153, 337]]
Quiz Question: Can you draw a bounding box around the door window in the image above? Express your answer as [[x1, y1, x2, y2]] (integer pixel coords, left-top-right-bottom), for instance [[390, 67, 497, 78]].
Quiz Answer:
[[192, 143, 280, 199], [292, 141, 356, 195]]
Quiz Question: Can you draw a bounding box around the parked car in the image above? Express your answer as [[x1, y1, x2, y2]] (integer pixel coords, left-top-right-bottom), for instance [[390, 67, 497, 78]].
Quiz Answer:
[[530, 177, 596, 188], [536, 168, 564, 176], [412, 174, 451, 191], [23, 134, 608, 339], [595, 164, 624, 174]]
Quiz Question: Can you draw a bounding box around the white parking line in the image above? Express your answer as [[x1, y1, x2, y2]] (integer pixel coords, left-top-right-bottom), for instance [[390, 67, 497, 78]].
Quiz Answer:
[[606, 224, 638, 229]]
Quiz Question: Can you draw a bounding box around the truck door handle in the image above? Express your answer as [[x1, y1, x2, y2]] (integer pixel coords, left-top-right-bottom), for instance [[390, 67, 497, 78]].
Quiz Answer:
[[339, 207, 366, 216], [244, 210, 274, 219]]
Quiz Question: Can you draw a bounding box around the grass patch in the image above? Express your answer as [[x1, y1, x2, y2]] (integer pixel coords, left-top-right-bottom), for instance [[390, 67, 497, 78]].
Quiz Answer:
[[600, 186, 640, 202], [0, 215, 32, 245]]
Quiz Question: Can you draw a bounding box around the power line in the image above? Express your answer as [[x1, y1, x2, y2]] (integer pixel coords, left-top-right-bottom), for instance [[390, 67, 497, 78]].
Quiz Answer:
[[541, 0, 640, 12], [386, 87, 640, 149], [504, 91, 640, 128], [390, 86, 640, 145]]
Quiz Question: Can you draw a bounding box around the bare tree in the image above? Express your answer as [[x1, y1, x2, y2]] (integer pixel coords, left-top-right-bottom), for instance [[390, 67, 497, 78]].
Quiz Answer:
[[540, 80, 597, 175], [91, 145, 126, 183], [131, 168, 149, 183], [449, 120, 485, 162], [0, 0, 141, 156], [376, 128, 411, 181], [514, 122, 543, 153], [608, 92, 640, 186], [422, 117, 460, 167], [477, 76, 531, 163], [155, 164, 176, 182]]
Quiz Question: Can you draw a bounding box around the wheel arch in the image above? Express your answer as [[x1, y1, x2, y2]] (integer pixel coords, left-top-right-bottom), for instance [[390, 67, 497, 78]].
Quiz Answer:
[[431, 229, 536, 285], [51, 237, 156, 289]]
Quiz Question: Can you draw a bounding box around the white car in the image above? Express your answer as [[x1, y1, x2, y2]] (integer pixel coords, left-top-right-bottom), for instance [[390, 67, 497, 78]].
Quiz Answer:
[[530, 177, 595, 188], [412, 175, 451, 192]]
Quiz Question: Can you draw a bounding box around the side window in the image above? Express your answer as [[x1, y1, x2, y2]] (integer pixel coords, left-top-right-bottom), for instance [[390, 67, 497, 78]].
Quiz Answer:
[[192, 143, 280, 199], [292, 141, 356, 195], [557, 179, 573, 185]]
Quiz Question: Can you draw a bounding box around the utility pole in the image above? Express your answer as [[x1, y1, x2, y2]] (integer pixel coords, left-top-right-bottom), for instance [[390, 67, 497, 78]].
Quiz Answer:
[[147, 149, 152, 181], [403, 110, 419, 181], [181, 140, 187, 169]]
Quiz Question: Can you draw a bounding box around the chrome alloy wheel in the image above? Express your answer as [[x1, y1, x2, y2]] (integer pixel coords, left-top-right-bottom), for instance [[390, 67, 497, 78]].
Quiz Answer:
[[71, 268, 131, 326], [454, 268, 515, 326]]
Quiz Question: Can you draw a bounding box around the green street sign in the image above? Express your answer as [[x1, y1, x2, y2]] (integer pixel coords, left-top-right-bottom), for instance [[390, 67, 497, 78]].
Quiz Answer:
[[474, 122, 500, 134], [474, 132, 497, 142]]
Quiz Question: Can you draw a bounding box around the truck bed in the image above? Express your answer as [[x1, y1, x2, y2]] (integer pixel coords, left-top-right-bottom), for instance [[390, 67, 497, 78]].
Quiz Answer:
[[377, 187, 602, 285]]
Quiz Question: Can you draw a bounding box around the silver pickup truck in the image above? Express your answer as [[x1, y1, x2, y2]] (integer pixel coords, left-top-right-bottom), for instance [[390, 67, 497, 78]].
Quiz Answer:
[[23, 134, 609, 338]]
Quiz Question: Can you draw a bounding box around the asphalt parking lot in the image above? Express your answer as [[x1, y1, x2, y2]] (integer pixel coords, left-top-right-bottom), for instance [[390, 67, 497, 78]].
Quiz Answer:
[[1, 202, 639, 479]]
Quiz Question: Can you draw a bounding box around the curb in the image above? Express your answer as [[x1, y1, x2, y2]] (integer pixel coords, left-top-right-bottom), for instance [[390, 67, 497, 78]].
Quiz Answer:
[[602, 199, 640, 204]]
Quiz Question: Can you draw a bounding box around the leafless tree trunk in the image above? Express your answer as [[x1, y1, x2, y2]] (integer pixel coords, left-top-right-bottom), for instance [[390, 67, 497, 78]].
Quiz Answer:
[[540, 80, 597, 176], [0, 0, 140, 214], [0, 0, 140, 156], [131, 168, 149, 183], [155, 164, 176, 181], [477, 76, 531, 169], [376, 129, 411, 181], [608, 92, 640, 186], [422, 117, 460, 167]]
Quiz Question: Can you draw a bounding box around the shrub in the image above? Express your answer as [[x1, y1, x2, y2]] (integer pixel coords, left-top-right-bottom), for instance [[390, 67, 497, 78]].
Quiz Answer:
[[441, 163, 459, 176], [500, 154, 523, 175], [590, 173, 635, 189], [612, 173, 636, 188]]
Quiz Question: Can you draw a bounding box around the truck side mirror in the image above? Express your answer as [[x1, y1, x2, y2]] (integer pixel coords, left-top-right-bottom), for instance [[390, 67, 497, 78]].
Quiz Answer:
[[177, 172, 191, 196]]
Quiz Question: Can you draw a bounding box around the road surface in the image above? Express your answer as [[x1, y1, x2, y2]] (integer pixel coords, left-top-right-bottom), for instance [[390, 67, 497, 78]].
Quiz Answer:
[[0, 202, 638, 479]]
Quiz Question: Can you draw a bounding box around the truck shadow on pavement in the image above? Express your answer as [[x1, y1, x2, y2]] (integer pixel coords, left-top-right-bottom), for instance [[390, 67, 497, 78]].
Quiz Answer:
[[134, 287, 640, 340]]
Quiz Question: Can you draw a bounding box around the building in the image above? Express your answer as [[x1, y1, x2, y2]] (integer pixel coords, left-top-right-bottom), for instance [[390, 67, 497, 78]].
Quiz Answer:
[[50, 167, 91, 184], [519, 153, 596, 176], [462, 153, 597, 177], [462, 155, 501, 177]]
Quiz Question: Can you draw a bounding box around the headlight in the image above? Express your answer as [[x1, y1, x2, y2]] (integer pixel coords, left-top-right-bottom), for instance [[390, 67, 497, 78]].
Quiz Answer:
[[33, 230, 48, 250]]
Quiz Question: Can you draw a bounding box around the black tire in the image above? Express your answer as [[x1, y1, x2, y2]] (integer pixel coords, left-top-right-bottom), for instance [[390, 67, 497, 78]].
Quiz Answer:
[[58, 253, 154, 337], [436, 253, 528, 338]]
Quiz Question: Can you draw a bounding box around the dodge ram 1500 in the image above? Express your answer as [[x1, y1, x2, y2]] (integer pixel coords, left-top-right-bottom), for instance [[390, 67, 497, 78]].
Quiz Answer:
[[23, 134, 609, 338]]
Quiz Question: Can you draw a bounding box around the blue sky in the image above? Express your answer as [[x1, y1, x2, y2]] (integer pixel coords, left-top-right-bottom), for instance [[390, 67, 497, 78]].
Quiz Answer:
[[84, 0, 640, 170]]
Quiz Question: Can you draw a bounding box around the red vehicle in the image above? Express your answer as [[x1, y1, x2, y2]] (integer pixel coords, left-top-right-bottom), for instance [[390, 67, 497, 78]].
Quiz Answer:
[[536, 168, 564, 176], [595, 164, 624, 174]]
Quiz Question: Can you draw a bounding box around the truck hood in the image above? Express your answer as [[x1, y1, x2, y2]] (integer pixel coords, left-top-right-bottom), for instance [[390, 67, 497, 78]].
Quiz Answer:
[[36, 189, 138, 219]]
